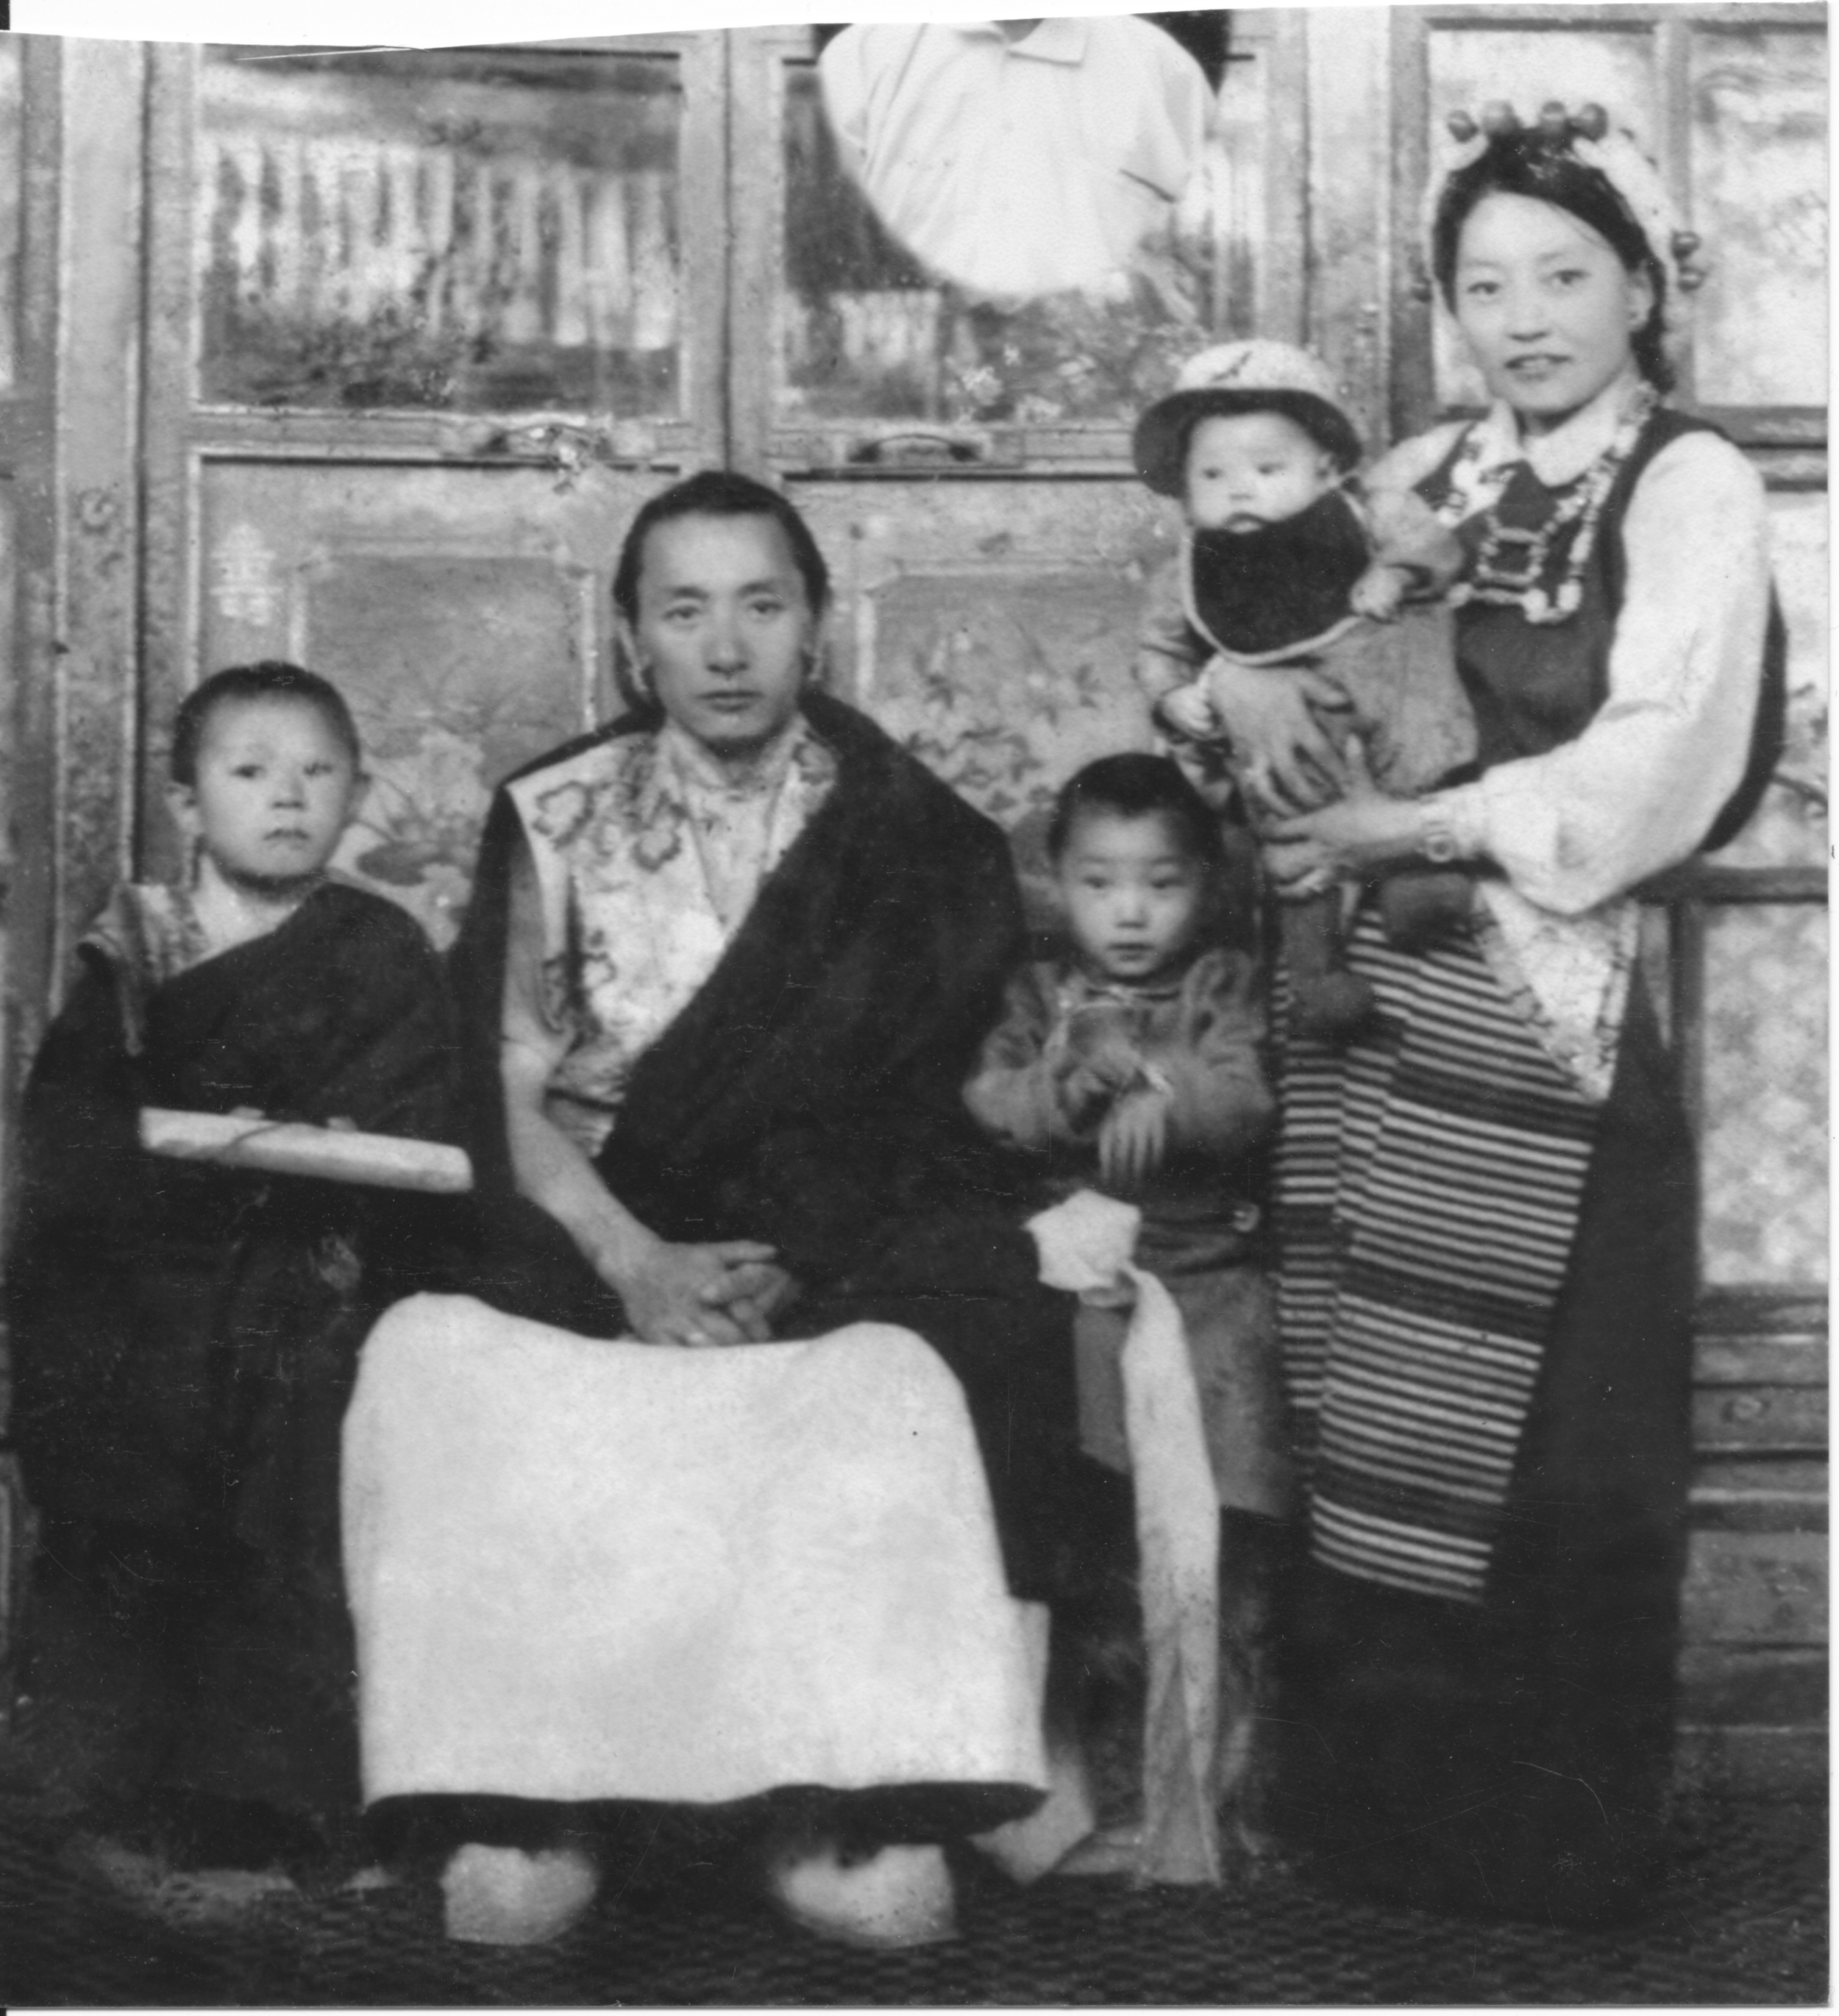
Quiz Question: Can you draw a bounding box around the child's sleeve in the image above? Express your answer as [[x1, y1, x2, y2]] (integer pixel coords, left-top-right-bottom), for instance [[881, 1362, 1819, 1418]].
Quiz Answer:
[[1145, 948, 1275, 1161], [299, 900, 463, 1144], [1136, 555, 1206, 715], [964, 965, 1083, 1153], [1364, 484, 1467, 597]]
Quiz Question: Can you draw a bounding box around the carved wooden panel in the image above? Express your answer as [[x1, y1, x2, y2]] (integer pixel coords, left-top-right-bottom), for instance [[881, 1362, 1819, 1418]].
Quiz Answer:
[[1700, 904, 1828, 1286], [191, 457, 655, 943], [0, 474, 15, 1189], [0, 38, 19, 396], [1712, 491, 1827, 871], [792, 475, 1170, 915], [1683, 1531, 1827, 1644], [1687, 22, 1827, 410]]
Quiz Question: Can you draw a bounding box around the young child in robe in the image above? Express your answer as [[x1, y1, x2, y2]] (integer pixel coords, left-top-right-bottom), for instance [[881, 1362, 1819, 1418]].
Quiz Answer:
[[1134, 340, 1479, 1037], [7, 662, 458, 1899], [964, 753, 1292, 1848]]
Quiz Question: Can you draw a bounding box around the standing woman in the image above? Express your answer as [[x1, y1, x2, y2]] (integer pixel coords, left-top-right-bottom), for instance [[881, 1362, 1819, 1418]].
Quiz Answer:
[[1204, 107, 1778, 1922]]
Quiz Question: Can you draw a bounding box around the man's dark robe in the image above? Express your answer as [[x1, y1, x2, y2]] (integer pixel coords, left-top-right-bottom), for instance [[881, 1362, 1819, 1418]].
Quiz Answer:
[[449, 691, 1078, 1600], [7, 881, 460, 1840]]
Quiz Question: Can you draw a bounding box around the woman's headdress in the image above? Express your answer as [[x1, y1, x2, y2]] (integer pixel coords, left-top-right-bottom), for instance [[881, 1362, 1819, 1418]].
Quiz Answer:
[[1418, 100, 1708, 332]]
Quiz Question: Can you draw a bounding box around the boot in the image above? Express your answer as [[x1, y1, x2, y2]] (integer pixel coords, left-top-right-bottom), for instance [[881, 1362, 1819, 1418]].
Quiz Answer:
[[1283, 893, 1376, 1041], [1377, 868, 1473, 951]]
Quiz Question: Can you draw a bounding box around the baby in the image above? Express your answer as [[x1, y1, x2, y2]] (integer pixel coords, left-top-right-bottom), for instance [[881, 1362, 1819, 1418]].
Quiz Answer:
[[964, 753, 1292, 1848], [1134, 340, 1478, 1038]]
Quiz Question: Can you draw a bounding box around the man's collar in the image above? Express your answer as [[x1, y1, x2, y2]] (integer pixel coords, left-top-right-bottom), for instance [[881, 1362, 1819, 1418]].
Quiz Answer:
[[956, 18, 1089, 63], [658, 714, 808, 797], [1467, 366, 1651, 488]]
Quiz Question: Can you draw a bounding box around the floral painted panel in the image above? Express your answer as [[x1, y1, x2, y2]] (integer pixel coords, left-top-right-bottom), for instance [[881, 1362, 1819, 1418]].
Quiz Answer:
[[0, 38, 20, 394], [301, 555, 594, 944], [196, 46, 683, 414], [1688, 26, 1826, 410], [795, 477, 1173, 920], [1711, 491, 1827, 869], [1426, 28, 1660, 410], [193, 459, 655, 945], [1700, 904, 1827, 1286], [779, 19, 1247, 431]]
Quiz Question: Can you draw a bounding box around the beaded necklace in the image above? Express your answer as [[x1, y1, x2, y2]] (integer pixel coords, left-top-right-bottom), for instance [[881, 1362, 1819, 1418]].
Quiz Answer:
[[1437, 381, 1660, 627]]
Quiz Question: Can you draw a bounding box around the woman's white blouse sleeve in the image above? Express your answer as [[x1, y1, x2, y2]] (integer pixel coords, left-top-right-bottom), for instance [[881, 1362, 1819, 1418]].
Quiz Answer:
[[1442, 430, 1771, 915]]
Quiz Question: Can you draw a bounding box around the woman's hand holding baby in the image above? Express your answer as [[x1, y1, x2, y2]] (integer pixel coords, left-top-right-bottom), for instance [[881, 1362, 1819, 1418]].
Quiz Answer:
[[1158, 680, 1221, 741], [1348, 562, 1413, 622], [1261, 741, 1427, 893], [1202, 658, 1353, 812]]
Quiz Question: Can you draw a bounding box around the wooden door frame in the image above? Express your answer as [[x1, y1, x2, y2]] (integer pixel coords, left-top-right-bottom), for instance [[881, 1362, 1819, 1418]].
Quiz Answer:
[[2, 33, 63, 1225], [3, 37, 146, 1203]]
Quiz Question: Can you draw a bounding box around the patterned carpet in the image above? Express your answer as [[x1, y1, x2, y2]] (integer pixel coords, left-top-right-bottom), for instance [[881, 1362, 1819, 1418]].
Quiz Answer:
[[0, 1789, 1824, 2006]]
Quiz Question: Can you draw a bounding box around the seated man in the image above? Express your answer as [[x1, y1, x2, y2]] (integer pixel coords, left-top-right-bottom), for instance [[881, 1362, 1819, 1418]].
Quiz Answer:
[[346, 471, 1085, 1947]]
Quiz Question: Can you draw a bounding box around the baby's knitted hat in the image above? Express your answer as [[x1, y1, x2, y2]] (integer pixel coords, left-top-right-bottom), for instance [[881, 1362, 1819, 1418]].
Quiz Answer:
[[1134, 341, 1364, 497]]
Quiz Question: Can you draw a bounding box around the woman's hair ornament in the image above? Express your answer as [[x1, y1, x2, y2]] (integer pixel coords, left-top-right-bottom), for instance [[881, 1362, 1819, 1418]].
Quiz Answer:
[[1415, 101, 1708, 324]]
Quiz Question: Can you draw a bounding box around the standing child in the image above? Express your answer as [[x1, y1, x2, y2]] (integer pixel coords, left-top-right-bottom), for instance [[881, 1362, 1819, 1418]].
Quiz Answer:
[[1134, 340, 1479, 1037], [7, 663, 458, 1903], [964, 754, 1292, 1850]]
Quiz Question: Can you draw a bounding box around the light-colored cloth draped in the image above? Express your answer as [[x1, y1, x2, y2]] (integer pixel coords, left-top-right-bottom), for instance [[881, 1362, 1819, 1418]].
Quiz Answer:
[[505, 718, 836, 1154], [342, 1294, 1050, 1807], [1031, 1192, 1223, 1885]]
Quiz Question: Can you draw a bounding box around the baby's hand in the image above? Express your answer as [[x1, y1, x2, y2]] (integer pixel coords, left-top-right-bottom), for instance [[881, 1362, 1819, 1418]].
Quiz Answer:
[[1098, 1087, 1170, 1194], [1159, 679, 1221, 741], [1058, 1062, 1121, 1130], [1056, 1011, 1141, 1128], [1059, 1012, 1141, 1089], [1349, 563, 1410, 622]]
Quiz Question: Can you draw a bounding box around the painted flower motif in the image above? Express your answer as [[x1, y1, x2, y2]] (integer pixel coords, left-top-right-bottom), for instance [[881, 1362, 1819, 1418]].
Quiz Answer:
[[633, 793, 690, 872], [530, 779, 600, 850], [417, 861, 474, 938], [408, 728, 494, 824], [610, 738, 660, 832], [539, 951, 580, 1033]]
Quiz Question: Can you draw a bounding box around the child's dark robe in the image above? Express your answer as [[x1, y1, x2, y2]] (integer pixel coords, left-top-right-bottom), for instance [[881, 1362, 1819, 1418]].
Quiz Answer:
[[7, 879, 460, 1839]]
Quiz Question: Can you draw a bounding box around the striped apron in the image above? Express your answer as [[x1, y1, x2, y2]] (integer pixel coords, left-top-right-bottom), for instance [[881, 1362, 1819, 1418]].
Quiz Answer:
[[1275, 905, 1600, 1603]]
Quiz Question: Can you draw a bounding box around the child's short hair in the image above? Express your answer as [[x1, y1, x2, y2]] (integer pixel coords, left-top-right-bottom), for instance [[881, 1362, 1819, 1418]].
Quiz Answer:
[[171, 663, 363, 787], [1047, 753, 1224, 868]]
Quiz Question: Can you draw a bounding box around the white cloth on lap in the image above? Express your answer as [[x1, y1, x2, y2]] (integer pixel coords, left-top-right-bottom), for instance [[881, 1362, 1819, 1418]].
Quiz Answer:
[[343, 1294, 1050, 1808]]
